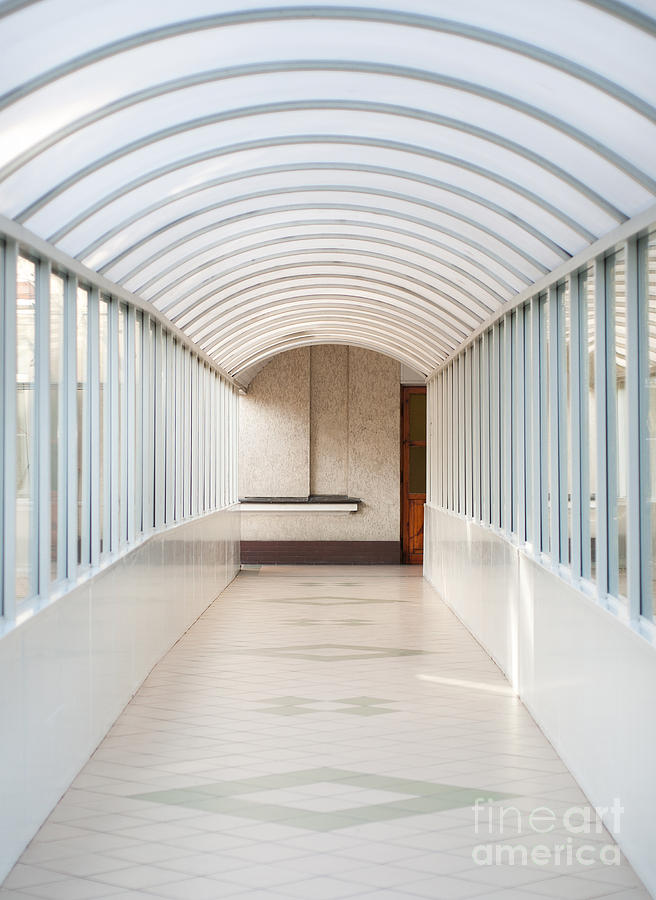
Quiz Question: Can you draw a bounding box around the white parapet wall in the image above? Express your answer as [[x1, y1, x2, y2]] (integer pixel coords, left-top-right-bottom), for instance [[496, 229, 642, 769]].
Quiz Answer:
[[424, 504, 656, 897], [0, 507, 240, 882]]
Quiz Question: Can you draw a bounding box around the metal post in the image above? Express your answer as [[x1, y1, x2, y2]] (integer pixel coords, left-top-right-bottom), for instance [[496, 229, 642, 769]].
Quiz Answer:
[[530, 295, 542, 551], [126, 305, 135, 544], [88, 287, 100, 569], [570, 273, 583, 580]]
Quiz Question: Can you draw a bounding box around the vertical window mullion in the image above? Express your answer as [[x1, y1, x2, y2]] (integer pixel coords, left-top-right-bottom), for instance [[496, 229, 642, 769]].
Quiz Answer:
[[184, 350, 191, 517], [466, 348, 472, 517], [447, 364, 453, 510], [473, 340, 480, 521], [459, 356, 465, 514], [570, 273, 584, 579], [516, 306, 526, 543], [36, 259, 51, 599], [211, 374, 217, 510], [165, 333, 174, 525], [154, 321, 164, 529], [530, 295, 542, 551], [491, 323, 500, 528], [559, 285, 570, 565], [175, 340, 183, 521], [481, 331, 490, 525], [142, 316, 153, 533], [192, 357, 198, 517]]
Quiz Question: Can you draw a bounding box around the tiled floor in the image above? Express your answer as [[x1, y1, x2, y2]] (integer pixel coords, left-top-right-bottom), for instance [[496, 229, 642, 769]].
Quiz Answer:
[[1, 566, 650, 900]]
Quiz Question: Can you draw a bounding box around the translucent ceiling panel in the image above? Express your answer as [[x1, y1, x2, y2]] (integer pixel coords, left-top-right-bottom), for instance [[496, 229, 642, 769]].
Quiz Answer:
[[162, 253, 488, 329], [113, 211, 532, 294], [80, 188, 550, 290], [169, 263, 480, 333], [214, 314, 445, 364], [198, 297, 461, 360], [2, 0, 653, 108], [135, 237, 509, 311], [186, 284, 464, 347], [22, 104, 648, 244], [43, 161, 595, 263], [130, 226, 512, 299], [0, 0, 654, 376], [0, 71, 643, 234]]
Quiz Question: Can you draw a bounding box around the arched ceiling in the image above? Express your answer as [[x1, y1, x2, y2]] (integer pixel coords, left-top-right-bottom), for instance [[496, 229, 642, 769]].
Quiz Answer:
[[1, 0, 655, 381]]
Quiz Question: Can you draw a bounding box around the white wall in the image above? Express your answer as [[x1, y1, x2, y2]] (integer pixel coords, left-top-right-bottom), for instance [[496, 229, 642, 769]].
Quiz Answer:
[[424, 504, 656, 897], [0, 507, 240, 882]]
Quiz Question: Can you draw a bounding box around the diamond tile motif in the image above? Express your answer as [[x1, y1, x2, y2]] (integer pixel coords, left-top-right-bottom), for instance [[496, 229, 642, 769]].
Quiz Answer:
[[130, 768, 517, 832], [253, 596, 406, 606], [256, 696, 397, 716], [229, 643, 430, 661], [285, 618, 374, 626]]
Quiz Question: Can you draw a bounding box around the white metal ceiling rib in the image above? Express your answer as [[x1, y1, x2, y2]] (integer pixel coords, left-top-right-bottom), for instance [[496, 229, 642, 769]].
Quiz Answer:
[[0, 0, 654, 381]]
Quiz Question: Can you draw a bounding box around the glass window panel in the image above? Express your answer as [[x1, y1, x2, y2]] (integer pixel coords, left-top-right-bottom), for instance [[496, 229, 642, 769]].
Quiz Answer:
[[77, 287, 88, 567], [409, 445, 426, 495], [50, 273, 64, 582], [609, 249, 628, 601], [562, 280, 572, 565], [134, 311, 143, 534], [408, 392, 426, 441], [541, 293, 551, 554], [16, 256, 36, 602], [646, 231, 656, 620]]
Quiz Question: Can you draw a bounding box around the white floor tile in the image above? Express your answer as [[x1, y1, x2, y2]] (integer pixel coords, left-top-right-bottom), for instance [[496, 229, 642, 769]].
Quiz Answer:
[[1, 567, 649, 900]]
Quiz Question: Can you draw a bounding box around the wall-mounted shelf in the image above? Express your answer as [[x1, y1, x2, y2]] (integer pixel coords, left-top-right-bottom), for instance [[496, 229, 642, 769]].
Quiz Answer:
[[238, 495, 361, 513]]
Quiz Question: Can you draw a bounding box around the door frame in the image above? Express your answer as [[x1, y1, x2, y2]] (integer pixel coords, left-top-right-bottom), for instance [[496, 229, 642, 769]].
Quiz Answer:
[[400, 385, 427, 564]]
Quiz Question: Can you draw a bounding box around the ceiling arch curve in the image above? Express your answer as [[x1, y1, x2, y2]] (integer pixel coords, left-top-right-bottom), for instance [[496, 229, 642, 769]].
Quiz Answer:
[[0, 0, 654, 378]]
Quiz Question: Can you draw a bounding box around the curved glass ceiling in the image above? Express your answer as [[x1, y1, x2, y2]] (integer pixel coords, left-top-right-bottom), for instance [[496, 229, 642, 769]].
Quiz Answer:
[[1, 0, 655, 379]]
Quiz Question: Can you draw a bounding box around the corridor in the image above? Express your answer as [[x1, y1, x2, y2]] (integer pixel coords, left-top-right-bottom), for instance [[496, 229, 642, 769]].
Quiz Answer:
[[0, 567, 647, 900]]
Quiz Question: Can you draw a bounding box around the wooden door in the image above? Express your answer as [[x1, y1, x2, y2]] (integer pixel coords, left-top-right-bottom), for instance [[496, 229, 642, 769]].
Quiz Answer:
[[401, 386, 426, 564]]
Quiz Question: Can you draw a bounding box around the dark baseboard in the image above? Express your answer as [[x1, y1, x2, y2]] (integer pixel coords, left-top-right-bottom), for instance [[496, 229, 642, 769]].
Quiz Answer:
[[240, 540, 401, 565]]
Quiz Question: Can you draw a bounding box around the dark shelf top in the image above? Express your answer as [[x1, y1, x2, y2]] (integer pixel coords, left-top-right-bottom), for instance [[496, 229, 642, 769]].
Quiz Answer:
[[239, 495, 361, 504]]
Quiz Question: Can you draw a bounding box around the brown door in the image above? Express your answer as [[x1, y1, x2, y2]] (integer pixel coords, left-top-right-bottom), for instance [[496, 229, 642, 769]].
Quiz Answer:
[[401, 386, 426, 564]]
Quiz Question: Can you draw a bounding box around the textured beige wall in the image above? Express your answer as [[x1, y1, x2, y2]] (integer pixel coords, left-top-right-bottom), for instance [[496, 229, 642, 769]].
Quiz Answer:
[[238, 347, 310, 498], [347, 348, 400, 540], [310, 344, 348, 496], [239, 346, 400, 541]]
